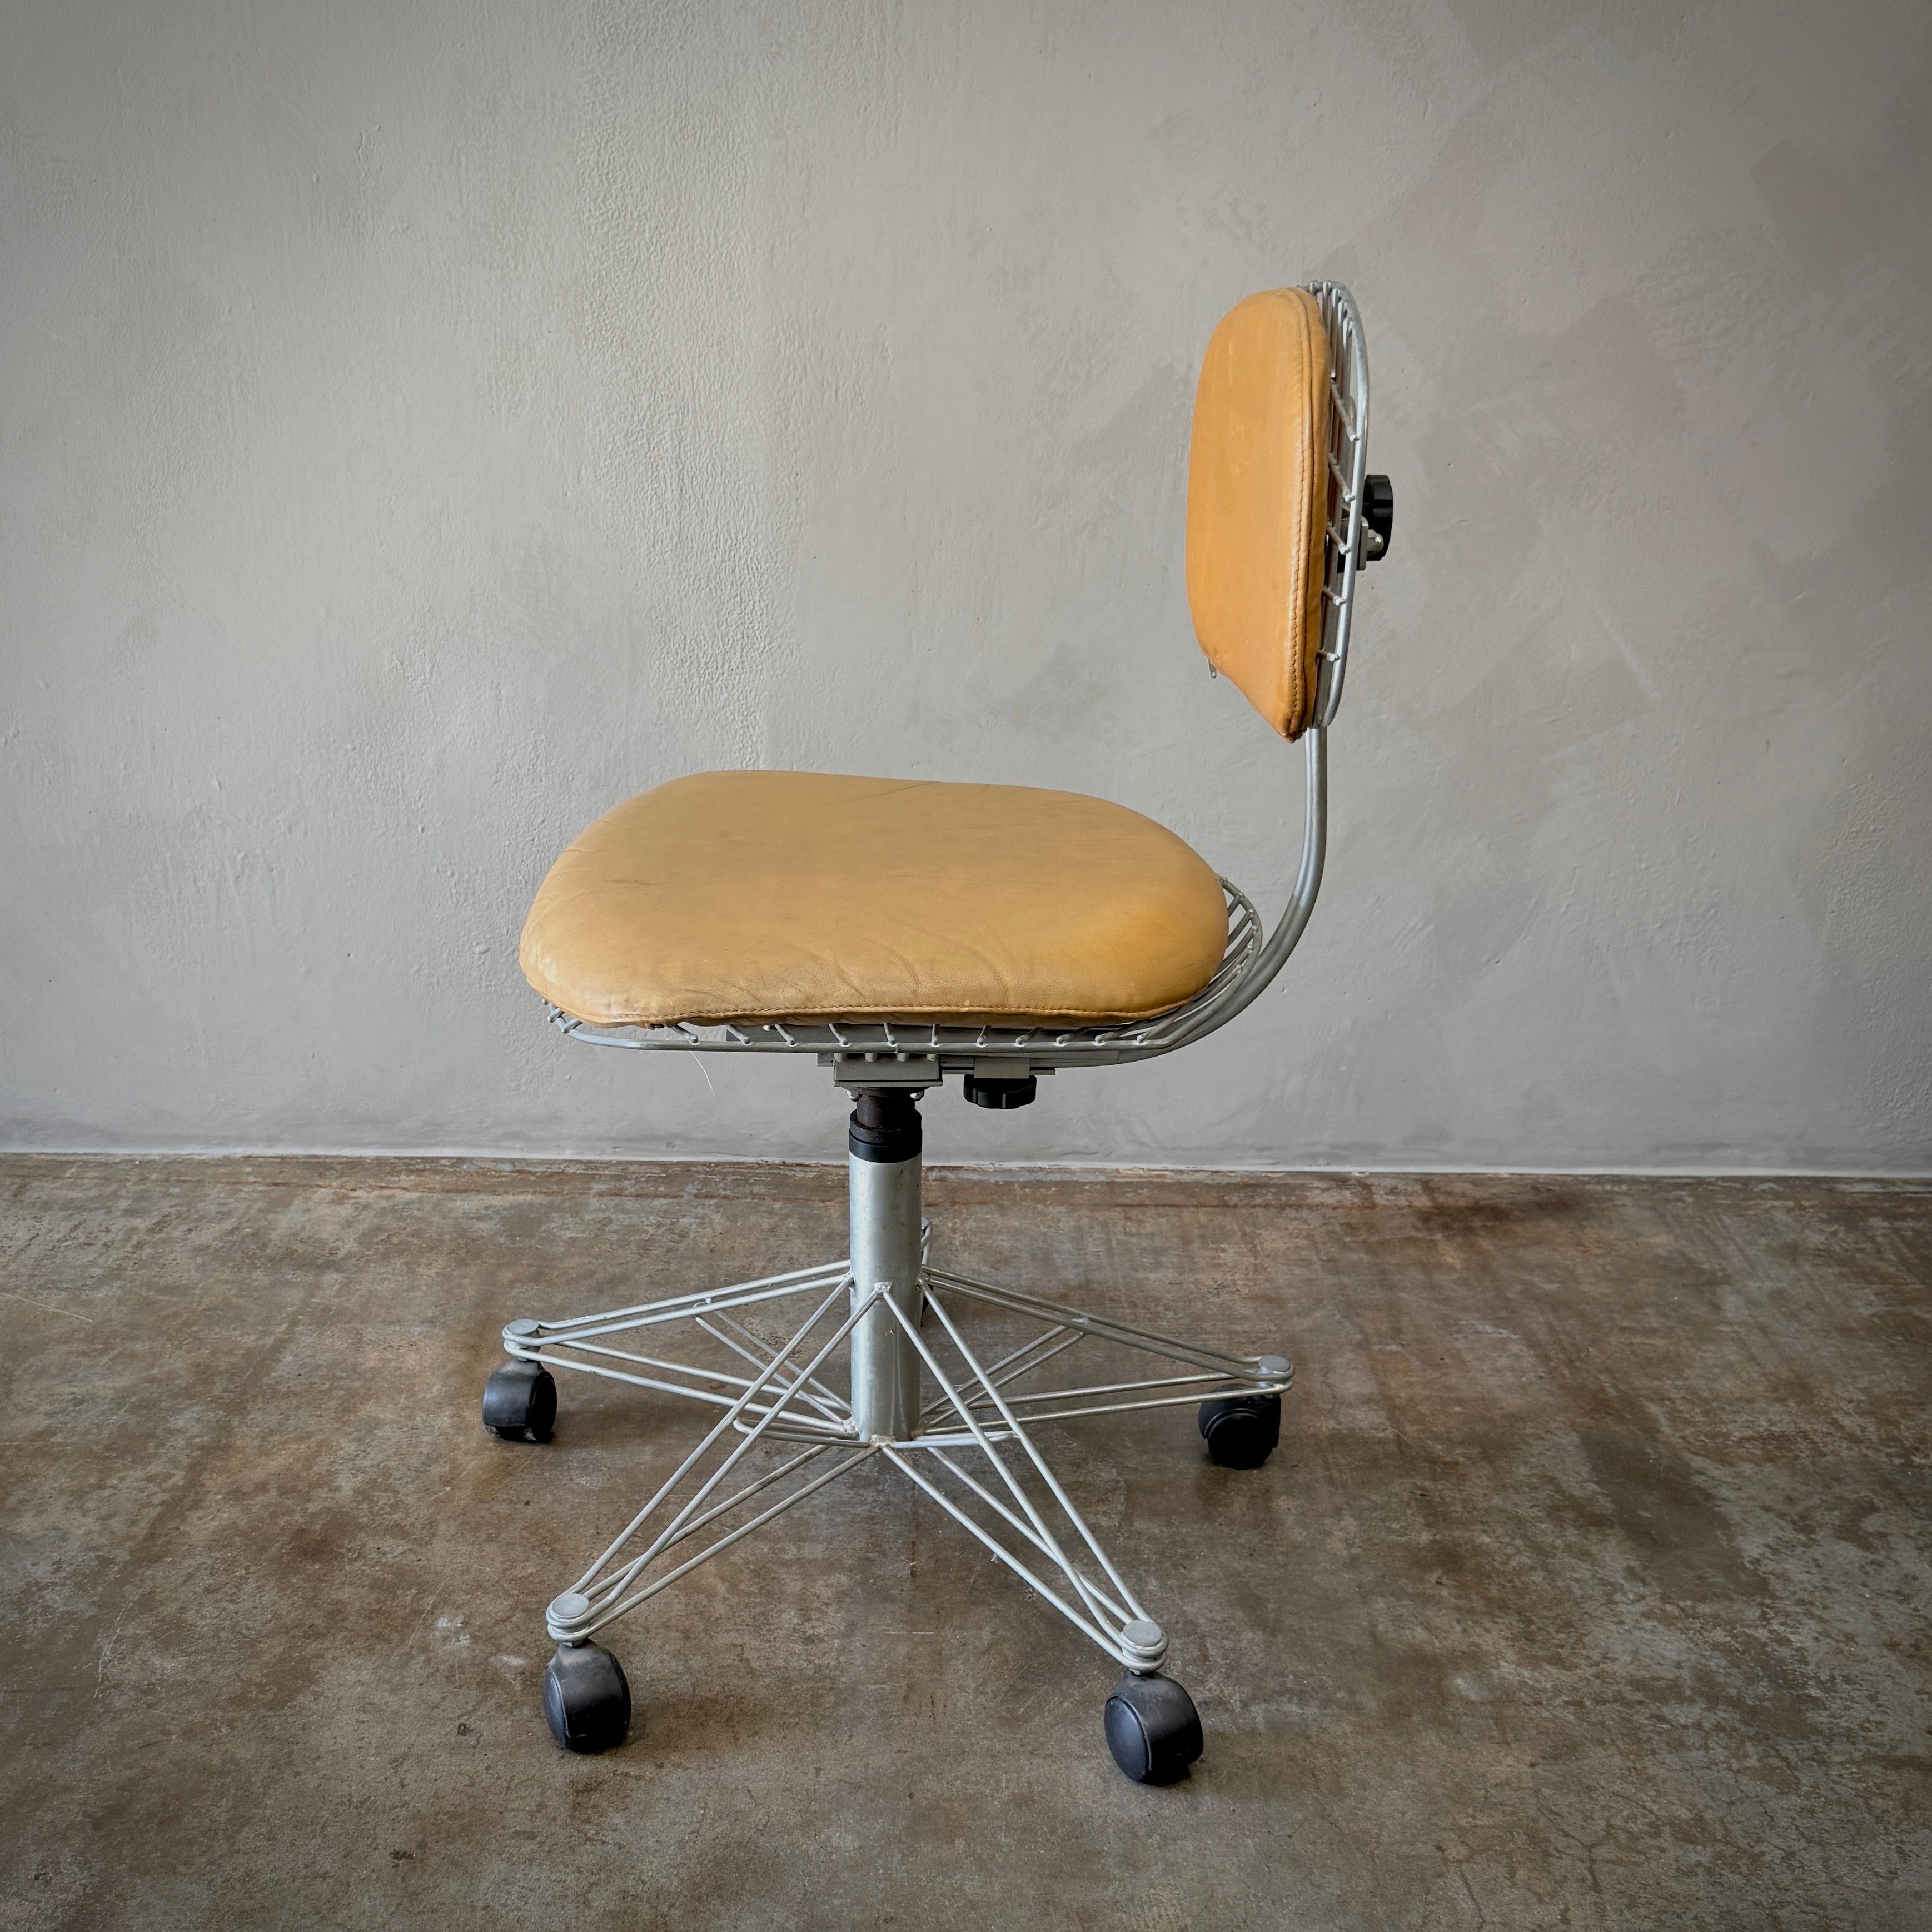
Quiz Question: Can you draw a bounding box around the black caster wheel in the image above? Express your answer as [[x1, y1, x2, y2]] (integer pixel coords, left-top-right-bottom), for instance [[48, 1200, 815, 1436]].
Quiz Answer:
[[1104, 1672, 1203, 1784], [482, 1360, 556, 1442], [542, 1641, 631, 1753], [1198, 1391, 1280, 1468]]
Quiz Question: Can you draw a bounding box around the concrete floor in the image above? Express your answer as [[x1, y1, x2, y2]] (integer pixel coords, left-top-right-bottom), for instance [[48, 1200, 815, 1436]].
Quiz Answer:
[[2, 1157, 1929, 1931]]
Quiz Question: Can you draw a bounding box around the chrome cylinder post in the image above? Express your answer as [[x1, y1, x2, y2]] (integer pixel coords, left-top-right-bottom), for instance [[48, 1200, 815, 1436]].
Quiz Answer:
[[847, 1089, 925, 1441]]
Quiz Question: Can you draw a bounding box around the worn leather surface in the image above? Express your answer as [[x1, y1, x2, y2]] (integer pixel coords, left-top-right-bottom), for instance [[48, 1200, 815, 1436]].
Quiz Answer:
[[520, 770, 1229, 1027], [1184, 287, 1332, 739]]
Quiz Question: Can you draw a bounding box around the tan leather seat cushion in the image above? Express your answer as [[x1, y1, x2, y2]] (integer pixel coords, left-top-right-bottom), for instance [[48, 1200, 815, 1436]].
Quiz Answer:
[[520, 771, 1229, 1028], [1185, 287, 1331, 739]]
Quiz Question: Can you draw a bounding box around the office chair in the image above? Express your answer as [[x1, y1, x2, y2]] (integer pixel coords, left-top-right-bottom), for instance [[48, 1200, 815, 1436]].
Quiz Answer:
[[490, 283, 1391, 1783]]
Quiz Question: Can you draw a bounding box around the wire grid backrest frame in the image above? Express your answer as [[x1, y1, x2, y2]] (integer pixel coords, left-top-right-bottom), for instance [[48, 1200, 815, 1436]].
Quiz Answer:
[[548, 281, 1371, 1077]]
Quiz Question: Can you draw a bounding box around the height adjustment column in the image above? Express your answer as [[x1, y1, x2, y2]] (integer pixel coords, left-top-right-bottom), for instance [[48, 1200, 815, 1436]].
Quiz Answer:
[[846, 1088, 924, 1441]]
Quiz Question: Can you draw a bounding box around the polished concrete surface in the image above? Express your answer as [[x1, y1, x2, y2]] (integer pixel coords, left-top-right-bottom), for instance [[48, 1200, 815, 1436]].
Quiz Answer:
[[2, 1157, 1929, 1930]]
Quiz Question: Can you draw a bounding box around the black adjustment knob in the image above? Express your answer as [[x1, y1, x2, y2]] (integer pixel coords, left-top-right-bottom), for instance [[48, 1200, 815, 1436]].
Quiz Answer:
[[1358, 474, 1394, 566], [963, 1074, 1037, 1109]]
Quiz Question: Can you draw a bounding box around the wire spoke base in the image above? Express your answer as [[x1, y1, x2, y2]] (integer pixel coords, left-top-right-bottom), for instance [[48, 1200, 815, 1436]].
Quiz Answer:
[[504, 1257, 1292, 1669]]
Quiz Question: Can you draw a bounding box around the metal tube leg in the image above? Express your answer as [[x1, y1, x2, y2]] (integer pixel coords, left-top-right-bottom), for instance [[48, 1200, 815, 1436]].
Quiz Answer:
[[847, 1089, 924, 1440]]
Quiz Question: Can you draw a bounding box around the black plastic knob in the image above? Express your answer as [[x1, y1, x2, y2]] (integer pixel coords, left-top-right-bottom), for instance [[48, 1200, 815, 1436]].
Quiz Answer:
[[1359, 474, 1394, 565], [963, 1074, 1037, 1109]]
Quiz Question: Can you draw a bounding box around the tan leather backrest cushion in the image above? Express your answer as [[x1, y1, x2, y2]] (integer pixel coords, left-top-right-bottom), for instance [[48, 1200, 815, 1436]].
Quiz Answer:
[[1184, 288, 1332, 739]]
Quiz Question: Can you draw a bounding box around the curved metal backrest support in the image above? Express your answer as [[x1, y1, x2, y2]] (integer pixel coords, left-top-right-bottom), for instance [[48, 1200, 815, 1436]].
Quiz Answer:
[[550, 282, 1369, 1079], [1130, 724, 1326, 1063], [1310, 281, 1372, 730]]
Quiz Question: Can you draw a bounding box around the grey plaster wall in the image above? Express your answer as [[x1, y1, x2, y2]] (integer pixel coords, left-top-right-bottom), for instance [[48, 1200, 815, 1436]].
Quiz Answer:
[[3, 0, 1929, 1171]]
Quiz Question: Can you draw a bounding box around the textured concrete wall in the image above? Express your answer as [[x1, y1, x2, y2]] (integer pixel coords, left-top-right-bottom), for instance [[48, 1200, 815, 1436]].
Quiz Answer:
[[3, 0, 1928, 1170]]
